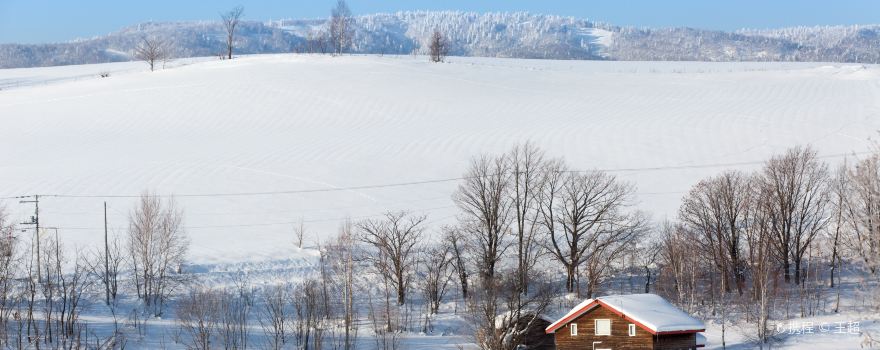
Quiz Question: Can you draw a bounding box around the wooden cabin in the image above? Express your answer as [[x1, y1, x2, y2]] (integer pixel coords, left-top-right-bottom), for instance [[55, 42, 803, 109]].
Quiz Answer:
[[545, 294, 705, 350]]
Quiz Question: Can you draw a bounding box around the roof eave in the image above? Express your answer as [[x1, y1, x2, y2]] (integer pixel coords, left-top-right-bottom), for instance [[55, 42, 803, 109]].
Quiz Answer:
[[656, 328, 706, 335], [544, 299, 705, 336]]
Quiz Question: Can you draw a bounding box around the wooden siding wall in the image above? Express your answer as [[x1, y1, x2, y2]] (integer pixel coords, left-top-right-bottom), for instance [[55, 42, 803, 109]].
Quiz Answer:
[[553, 306, 653, 350], [655, 333, 698, 350]]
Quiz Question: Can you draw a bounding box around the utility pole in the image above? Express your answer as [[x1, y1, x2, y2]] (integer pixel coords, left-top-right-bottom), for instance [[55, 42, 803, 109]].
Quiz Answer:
[[19, 195, 40, 283], [104, 201, 110, 305]]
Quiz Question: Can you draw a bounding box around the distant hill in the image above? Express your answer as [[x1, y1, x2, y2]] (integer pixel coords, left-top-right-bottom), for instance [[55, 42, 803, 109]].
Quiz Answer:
[[1, 11, 878, 68]]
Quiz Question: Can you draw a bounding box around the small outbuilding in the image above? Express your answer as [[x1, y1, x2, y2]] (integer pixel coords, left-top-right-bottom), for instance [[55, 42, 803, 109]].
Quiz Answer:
[[495, 312, 556, 350], [545, 294, 705, 350]]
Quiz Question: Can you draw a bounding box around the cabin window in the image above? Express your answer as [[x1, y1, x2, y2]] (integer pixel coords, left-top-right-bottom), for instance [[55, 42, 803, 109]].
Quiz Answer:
[[629, 323, 636, 336], [570, 323, 578, 336], [595, 319, 611, 335]]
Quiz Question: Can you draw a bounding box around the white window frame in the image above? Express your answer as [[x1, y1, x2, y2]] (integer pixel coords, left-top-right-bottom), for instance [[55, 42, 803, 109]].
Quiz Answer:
[[629, 323, 637, 336], [570, 323, 578, 336], [595, 319, 611, 336]]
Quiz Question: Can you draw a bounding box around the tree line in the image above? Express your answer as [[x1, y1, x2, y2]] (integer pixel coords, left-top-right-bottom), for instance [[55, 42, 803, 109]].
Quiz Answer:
[[658, 145, 880, 348], [0, 142, 877, 349]]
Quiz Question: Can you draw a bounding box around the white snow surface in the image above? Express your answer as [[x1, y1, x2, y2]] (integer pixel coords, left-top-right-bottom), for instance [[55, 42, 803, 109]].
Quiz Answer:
[[547, 294, 705, 333], [586, 27, 614, 47], [1, 54, 879, 270], [1, 53, 879, 350], [598, 294, 705, 332], [546, 297, 596, 332]]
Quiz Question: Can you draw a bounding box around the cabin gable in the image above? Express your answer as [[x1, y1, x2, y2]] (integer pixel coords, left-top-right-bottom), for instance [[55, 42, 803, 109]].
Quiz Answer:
[[553, 304, 654, 350], [547, 294, 704, 350]]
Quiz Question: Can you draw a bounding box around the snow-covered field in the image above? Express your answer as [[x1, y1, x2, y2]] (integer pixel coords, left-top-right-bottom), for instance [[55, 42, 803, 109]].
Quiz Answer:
[[1, 54, 879, 348]]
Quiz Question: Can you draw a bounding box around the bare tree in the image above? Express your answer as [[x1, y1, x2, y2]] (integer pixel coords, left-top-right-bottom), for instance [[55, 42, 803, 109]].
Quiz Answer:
[[581, 210, 647, 298], [219, 279, 252, 350], [679, 170, 752, 294], [635, 234, 662, 293], [40, 234, 60, 345], [472, 274, 555, 350], [508, 143, 547, 294], [454, 154, 513, 281], [443, 227, 470, 300], [292, 278, 323, 350], [133, 37, 167, 71], [745, 190, 781, 349], [828, 163, 849, 296], [657, 222, 699, 312], [329, 0, 353, 55], [358, 212, 425, 305], [260, 284, 290, 350], [757, 146, 830, 284], [366, 275, 401, 350], [25, 255, 39, 347], [323, 222, 359, 349], [58, 253, 89, 344], [87, 234, 124, 305], [845, 154, 880, 275], [537, 162, 644, 296], [127, 193, 189, 316], [0, 206, 13, 257], [221, 6, 245, 60], [177, 288, 221, 350], [307, 29, 330, 54], [0, 207, 18, 344], [420, 243, 453, 315], [428, 30, 448, 62], [294, 218, 306, 249]]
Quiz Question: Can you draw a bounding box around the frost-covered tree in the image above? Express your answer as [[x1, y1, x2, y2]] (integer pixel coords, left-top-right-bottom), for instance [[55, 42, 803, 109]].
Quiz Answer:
[[329, 0, 353, 55], [127, 193, 189, 316]]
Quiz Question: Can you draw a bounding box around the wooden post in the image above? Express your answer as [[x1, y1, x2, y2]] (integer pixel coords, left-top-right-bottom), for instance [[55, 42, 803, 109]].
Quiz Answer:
[[35, 195, 40, 283], [104, 201, 110, 305]]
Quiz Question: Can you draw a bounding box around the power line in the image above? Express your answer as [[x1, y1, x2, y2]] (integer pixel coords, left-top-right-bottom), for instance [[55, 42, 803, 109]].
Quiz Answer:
[[2, 150, 870, 200], [47, 190, 685, 220], [0, 195, 36, 200], [51, 205, 458, 231], [4, 150, 869, 234], [588, 151, 871, 173], [43, 176, 469, 199]]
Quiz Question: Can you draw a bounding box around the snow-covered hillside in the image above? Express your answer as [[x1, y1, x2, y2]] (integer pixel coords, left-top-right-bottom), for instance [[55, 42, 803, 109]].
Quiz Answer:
[[1, 54, 880, 349], [1, 54, 877, 267]]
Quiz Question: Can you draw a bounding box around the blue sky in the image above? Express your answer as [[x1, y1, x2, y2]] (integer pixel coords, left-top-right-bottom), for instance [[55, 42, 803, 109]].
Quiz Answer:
[[2, 0, 879, 44]]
